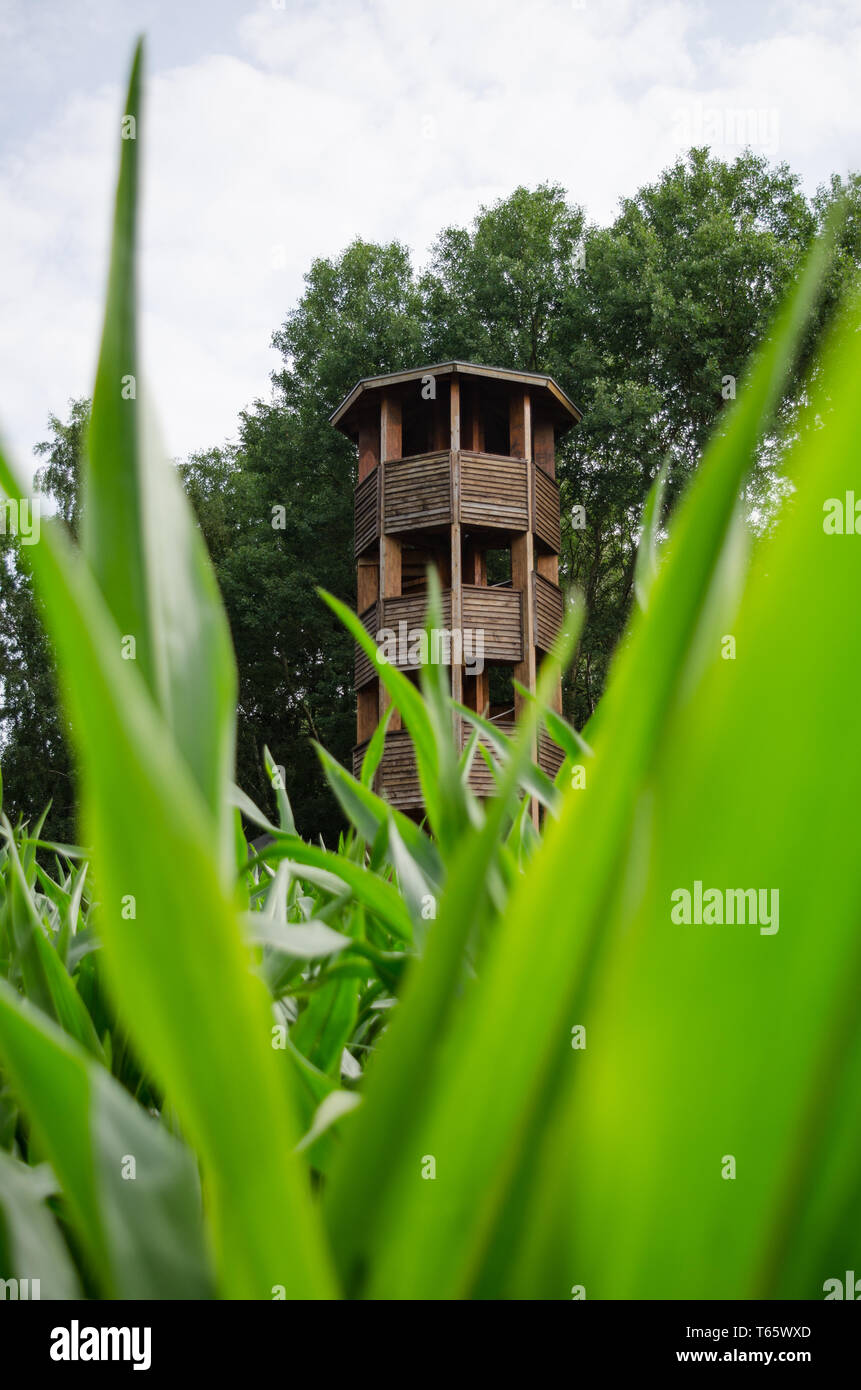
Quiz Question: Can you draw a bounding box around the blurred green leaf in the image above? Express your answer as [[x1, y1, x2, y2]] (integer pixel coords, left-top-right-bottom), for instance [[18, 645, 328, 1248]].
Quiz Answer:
[[0, 980, 211, 1298]]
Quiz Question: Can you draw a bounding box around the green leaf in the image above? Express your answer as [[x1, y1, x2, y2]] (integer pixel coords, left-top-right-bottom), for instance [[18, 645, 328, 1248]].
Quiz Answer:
[[0, 980, 211, 1299], [314, 742, 442, 889], [254, 835, 413, 944], [0, 41, 334, 1301], [317, 587, 443, 834], [360, 704, 393, 788], [323, 601, 584, 1294], [82, 38, 236, 867], [296, 1091, 362, 1155], [0, 817, 102, 1058], [0, 1151, 83, 1299], [347, 230, 837, 1300], [634, 459, 668, 610], [245, 917, 352, 960]]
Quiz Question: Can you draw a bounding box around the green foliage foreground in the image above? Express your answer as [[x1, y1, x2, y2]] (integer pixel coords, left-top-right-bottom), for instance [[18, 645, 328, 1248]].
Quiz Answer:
[[0, 44, 859, 1300]]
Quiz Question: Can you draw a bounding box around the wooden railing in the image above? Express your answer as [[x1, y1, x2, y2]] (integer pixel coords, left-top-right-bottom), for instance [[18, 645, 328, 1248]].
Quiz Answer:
[[352, 720, 565, 807], [384, 451, 452, 533], [532, 571, 564, 653], [380, 589, 452, 639], [355, 587, 522, 681], [462, 584, 522, 662], [533, 464, 561, 551], [538, 727, 565, 780], [355, 601, 380, 689], [354, 467, 380, 556], [367, 730, 421, 808], [459, 719, 516, 797], [355, 452, 562, 551], [460, 452, 529, 531]]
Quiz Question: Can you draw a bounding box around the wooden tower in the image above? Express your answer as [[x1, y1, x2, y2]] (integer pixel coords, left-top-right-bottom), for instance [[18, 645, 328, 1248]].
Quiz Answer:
[[330, 362, 581, 810]]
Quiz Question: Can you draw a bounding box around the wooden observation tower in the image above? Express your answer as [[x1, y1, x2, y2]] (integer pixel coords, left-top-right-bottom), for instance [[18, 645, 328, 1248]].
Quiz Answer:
[[330, 362, 581, 811]]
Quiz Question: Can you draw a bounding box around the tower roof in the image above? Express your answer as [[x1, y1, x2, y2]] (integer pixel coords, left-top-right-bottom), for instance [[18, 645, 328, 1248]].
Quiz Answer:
[[330, 361, 582, 438]]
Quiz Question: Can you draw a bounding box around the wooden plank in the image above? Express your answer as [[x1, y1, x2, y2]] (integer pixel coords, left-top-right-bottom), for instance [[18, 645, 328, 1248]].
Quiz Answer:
[[460, 720, 516, 797], [331, 364, 581, 433], [381, 392, 402, 463], [533, 409, 555, 478], [382, 591, 452, 627], [533, 571, 564, 653], [354, 601, 379, 689], [537, 550, 559, 586], [450, 377, 460, 453], [450, 379, 462, 731], [509, 389, 529, 460], [461, 586, 523, 662], [538, 727, 565, 779], [512, 530, 536, 712], [354, 466, 380, 555], [377, 731, 421, 807], [460, 454, 529, 531], [357, 554, 379, 612], [383, 452, 453, 533], [358, 409, 380, 483], [460, 450, 528, 465], [533, 463, 562, 552], [432, 389, 449, 450], [379, 397, 402, 731], [357, 685, 378, 743]]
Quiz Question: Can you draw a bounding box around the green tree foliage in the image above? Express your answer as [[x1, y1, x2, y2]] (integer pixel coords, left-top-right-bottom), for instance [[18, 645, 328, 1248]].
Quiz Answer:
[[419, 153, 829, 720], [0, 399, 90, 840], [31, 398, 88, 539], [420, 182, 586, 370], [3, 157, 859, 835]]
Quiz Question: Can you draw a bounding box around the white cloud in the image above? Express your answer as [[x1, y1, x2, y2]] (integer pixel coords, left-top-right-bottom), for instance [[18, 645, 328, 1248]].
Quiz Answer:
[[0, 0, 858, 475]]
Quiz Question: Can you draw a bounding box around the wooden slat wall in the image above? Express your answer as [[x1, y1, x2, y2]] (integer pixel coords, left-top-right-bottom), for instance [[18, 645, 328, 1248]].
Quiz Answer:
[[462, 585, 523, 662], [352, 740, 369, 780], [384, 452, 451, 533], [460, 453, 528, 531], [460, 720, 516, 797], [376, 731, 422, 808], [354, 601, 379, 689], [538, 727, 565, 780], [533, 464, 561, 552], [353, 720, 540, 809], [381, 591, 452, 644], [354, 467, 380, 556], [373, 591, 455, 671], [533, 571, 564, 653]]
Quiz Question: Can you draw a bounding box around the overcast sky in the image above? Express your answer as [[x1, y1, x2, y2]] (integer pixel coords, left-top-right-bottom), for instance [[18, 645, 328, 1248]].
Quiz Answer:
[[1, 0, 859, 473]]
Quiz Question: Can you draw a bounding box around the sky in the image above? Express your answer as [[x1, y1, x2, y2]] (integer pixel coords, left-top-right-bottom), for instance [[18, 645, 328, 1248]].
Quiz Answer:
[[0, 0, 859, 473]]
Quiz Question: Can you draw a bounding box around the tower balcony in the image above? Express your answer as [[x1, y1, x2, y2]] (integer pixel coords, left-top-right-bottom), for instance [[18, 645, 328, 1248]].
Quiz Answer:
[[532, 571, 564, 653], [354, 586, 523, 690], [354, 451, 561, 555], [352, 722, 564, 809]]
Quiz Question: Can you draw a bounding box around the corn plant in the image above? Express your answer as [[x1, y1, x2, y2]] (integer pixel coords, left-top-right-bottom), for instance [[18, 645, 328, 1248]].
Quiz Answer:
[[0, 42, 858, 1300]]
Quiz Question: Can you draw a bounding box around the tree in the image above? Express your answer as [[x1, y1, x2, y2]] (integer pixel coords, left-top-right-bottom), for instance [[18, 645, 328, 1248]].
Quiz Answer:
[[0, 400, 90, 838], [558, 149, 817, 720], [31, 397, 89, 539], [421, 182, 585, 371], [186, 239, 425, 841], [419, 156, 823, 724]]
